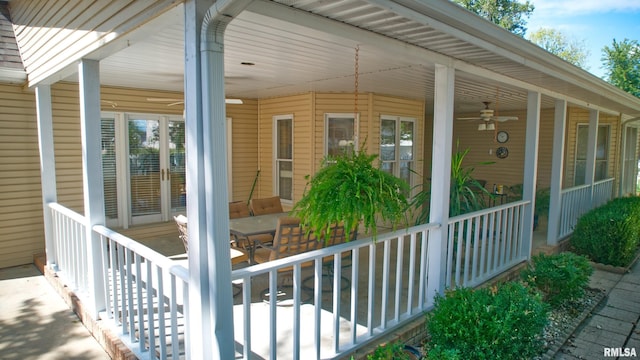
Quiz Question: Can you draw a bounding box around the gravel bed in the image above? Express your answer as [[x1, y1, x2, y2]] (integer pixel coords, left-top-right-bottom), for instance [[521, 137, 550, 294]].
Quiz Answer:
[[534, 288, 606, 360]]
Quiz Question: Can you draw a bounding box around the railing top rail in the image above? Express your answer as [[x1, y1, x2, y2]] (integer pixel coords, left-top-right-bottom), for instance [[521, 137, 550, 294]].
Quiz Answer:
[[560, 183, 593, 194], [48, 202, 86, 224], [561, 178, 615, 194], [448, 200, 529, 224], [594, 177, 615, 185], [93, 225, 189, 282], [231, 222, 439, 280]]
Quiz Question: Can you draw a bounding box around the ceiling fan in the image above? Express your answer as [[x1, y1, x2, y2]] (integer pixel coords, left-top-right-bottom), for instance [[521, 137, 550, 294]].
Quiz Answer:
[[457, 102, 518, 123], [146, 97, 244, 106]]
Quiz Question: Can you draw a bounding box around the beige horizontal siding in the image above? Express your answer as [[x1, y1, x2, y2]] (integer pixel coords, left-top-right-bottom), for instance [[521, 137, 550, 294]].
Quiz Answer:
[[0, 84, 42, 268], [258, 94, 312, 205], [227, 99, 260, 203]]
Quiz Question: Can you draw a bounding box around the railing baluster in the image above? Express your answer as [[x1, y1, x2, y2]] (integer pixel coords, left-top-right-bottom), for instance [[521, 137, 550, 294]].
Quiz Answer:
[[333, 254, 341, 353], [394, 236, 404, 322], [367, 243, 376, 337], [293, 264, 301, 360], [313, 259, 322, 359], [407, 232, 416, 314], [350, 248, 359, 344]]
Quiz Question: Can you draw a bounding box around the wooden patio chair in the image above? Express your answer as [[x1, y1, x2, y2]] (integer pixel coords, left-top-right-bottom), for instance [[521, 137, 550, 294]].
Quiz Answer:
[[302, 223, 357, 292], [229, 201, 251, 219], [252, 216, 320, 303], [250, 196, 283, 216], [173, 215, 249, 266]]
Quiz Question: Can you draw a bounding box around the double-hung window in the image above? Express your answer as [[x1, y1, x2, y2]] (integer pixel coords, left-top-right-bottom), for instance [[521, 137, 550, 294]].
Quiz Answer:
[[325, 113, 358, 156], [274, 115, 293, 201], [380, 116, 415, 188], [574, 124, 610, 185]]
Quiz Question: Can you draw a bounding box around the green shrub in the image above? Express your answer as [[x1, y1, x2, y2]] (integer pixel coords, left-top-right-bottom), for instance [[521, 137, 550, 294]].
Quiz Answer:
[[571, 197, 640, 267], [426, 345, 461, 359], [426, 282, 548, 359], [367, 342, 410, 360], [521, 252, 593, 307]]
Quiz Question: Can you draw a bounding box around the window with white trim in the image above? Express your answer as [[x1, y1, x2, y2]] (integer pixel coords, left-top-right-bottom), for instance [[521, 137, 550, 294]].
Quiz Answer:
[[380, 116, 415, 188], [574, 124, 610, 185], [274, 115, 293, 201], [325, 113, 358, 156]]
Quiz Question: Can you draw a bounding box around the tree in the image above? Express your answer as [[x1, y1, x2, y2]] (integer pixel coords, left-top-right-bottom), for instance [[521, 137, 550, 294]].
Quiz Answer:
[[528, 28, 589, 69], [602, 38, 640, 97], [452, 0, 534, 37]]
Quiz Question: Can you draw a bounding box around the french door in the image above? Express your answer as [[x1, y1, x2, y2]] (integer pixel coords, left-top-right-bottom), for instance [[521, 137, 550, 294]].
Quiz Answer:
[[101, 113, 185, 227]]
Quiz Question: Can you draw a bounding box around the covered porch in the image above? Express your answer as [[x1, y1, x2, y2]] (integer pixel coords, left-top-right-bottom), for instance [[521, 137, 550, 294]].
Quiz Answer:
[[13, 0, 640, 359]]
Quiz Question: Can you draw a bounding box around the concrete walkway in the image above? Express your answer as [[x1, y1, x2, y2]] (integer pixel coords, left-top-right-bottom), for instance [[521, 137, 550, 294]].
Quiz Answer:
[[0, 264, 110, 360], [555, 260, 640, 359]]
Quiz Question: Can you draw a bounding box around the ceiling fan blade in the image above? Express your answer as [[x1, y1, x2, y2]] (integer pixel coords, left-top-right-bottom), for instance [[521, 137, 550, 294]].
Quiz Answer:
[[147, 97, 243, 105], [456, 117, 482, 121], [147, 97, 183, 102], [494, 116, 518, 122]]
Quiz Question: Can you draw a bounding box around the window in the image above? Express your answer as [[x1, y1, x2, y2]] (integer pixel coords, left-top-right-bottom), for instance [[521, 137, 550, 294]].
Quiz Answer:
[[574, 124, 610, 185], [101, 116, 119, 221], [380, 116, 415, 188], [274, 115, 293, 201], [325, 113, 358, 156], [622, 127, 638, 195]]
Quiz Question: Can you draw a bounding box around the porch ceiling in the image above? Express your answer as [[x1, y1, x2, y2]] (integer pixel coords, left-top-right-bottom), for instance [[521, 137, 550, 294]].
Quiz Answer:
[[70, 0, 640, 117]]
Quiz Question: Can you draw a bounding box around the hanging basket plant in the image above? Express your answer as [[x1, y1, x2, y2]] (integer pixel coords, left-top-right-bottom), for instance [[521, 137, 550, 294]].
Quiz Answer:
[[291, 144, 410, 240]]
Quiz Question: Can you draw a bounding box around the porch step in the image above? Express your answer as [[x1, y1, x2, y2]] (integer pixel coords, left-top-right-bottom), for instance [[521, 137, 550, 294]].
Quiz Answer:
[[33, 252, 46, 274]]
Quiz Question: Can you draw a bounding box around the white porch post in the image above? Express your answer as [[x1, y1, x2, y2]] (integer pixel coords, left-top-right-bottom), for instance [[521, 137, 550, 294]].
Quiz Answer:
[[35, 85, 58, 269], [547, 99, 567, 246], [521, 91, 540, 258], [427, 64, 454, 304], [585, 109, 599, 187], [184, 1, 214, 358], [78, 59, 106, 317], [184, 0, 253, 358]]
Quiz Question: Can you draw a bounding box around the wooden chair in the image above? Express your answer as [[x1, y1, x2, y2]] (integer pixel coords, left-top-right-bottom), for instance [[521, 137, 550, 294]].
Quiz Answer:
[[173, 215, 249, 266], [253, 217, 320, 303], [303, 223, 357, 292], [229, 201, 251, 219], [250, 196, 283, 216], [228, 201, 274, 262]]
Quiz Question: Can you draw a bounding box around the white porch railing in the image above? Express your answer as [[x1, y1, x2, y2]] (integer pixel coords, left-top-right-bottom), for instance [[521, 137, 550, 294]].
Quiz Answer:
[[230, 222, 438, 359], [49, 203, 90, 300], [95, 225, 189, 360], [49, 203, 190, 360], [48, 200, 534, 359], [559, 178, 614, 239], [592, 178, 615, 208], [446, 201, 529, 289]]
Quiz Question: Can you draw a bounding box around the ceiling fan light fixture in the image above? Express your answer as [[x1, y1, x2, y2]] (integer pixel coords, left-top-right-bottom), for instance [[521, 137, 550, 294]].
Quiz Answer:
[[486, 122, 495, 131], [478, 123, 487, 131]]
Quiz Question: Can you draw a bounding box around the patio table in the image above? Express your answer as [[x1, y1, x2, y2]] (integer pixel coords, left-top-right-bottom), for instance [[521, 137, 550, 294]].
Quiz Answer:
[[229, 212, 288, 262]]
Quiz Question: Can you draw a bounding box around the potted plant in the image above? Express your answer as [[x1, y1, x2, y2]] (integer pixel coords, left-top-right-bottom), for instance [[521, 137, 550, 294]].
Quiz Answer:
[[291, 144, 410, 239], [411, 143, 493, 225], [505, 184, 550, 230]]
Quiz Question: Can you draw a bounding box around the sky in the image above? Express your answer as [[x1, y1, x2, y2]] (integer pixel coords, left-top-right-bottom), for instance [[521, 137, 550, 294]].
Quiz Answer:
[[526, 0, 640, 79]]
